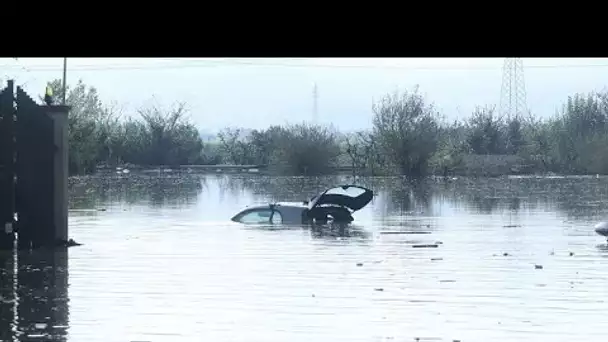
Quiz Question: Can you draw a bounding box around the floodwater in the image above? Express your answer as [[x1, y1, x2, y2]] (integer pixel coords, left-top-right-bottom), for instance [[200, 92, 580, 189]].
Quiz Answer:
[[2, 173, 608, 342]]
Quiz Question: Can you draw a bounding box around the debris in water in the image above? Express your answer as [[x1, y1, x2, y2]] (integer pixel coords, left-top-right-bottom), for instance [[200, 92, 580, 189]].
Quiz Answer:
[[503, 224, 520, 228], [26, 334, 47, 339], [535, 264, 543, 269], [413, 244, 438, 248], [431, 258, 443, 261], [380, 231, 431, 235], [312, 294, 315, 297], [34, 323, 47, 329], [51, 325, 68, 329], [440, 280, 456, 283], [569, 252, 574, 256], [503, 252, 509, 256], [374, 288, 384, 292], [356, 263, 363, 267], [97, 208, 107, 212]]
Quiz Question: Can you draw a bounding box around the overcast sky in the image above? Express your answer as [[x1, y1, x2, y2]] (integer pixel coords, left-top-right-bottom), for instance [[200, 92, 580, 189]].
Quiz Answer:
[[2, 58, 608, 132]]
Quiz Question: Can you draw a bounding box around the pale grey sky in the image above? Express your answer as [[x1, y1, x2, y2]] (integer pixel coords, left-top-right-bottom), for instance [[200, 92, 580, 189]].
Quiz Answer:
[[2, 58, 608, 132]]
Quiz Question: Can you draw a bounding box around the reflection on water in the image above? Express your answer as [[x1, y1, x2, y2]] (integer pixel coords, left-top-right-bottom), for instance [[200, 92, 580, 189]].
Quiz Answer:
[[0, 248, 69, 342], [68, 174, 204, 210], [3, 174, 608, 341]]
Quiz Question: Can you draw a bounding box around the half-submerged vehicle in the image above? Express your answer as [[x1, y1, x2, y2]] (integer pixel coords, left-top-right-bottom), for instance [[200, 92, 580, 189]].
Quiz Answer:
[[595, 221, 608, 241], [230, 185, 373, 225]]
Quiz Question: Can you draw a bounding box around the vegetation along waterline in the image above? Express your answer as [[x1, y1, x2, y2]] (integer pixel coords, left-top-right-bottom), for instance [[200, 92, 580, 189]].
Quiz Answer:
[[37, 79, 608, 177]]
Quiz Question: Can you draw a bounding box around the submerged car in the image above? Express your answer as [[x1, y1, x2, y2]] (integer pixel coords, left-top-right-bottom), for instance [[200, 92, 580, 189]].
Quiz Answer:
[[595, 221, 608, 240], [230, 185, 373, 225]]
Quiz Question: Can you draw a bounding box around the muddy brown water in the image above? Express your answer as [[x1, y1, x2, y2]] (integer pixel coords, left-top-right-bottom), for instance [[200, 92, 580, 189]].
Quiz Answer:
[[2, 174, 608, 342]]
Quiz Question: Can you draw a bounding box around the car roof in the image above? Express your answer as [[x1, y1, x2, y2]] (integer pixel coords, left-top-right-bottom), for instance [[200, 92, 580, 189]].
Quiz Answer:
[[237, 202, 306, 212]]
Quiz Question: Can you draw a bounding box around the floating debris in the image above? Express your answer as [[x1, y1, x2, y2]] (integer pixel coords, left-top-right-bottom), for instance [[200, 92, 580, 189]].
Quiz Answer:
[[431, 258, 443, 261], [374, 288, 384, 292], [569, 252, 574, 256], [503, 252, 510, 256], [25, 334, 47, 339], [413, 244, 439, 248], [51, 325, 68, 329], [379, 231, 432, 235], [535, 264, 543, 269], [356, 263, 363, 267], [503, 224, 521, 228]]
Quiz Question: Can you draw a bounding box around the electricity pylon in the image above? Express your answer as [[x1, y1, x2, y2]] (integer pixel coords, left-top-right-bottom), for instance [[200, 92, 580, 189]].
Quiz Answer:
[[499, 58, 527, 121]]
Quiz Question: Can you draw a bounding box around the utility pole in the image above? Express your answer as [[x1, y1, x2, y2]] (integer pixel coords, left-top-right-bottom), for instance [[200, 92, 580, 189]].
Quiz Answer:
[[62, 58, 67, 105], [312, 82, 318, 124]]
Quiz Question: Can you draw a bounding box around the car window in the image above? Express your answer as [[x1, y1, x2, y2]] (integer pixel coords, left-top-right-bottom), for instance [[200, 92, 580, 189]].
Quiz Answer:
[[238, 209, 283, 224]]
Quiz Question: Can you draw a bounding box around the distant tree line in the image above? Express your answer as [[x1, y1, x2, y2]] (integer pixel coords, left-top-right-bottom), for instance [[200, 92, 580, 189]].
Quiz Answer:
[[24, 79, 608, 176]]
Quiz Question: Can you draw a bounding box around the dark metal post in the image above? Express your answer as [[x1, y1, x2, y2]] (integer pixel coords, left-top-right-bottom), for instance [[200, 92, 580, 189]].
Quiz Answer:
[[0, 80, 15, 250], [46, 105, 70, 243]]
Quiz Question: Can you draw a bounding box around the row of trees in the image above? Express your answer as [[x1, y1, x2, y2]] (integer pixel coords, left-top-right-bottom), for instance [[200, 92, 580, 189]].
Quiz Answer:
[[37, 79, 608, 176], [44, 79, 207, 174]]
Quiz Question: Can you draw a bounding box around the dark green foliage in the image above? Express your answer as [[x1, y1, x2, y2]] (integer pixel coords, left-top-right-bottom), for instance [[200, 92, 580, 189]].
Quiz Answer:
[[505, 118, 524, 154], [270, 123, 341, 176], [47, 78, 608, 176], [218, 123, 341, 175], [371, 88, 440, 177], [466, 106, 505, 155], [343, 130, 387, 176], [46, 79, 204, 175]]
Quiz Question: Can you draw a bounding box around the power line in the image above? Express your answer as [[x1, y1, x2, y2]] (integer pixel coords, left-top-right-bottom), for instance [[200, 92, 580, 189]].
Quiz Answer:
[[1, 58, 37, 88]]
